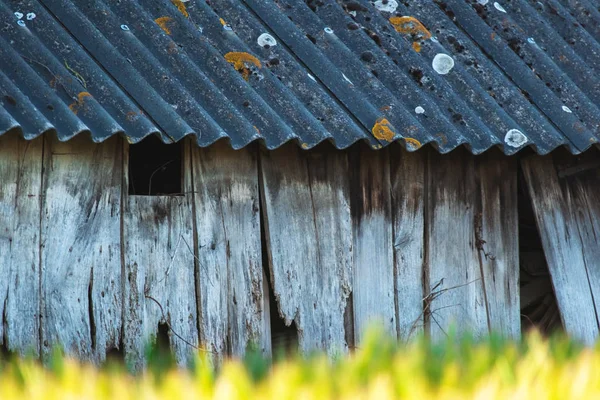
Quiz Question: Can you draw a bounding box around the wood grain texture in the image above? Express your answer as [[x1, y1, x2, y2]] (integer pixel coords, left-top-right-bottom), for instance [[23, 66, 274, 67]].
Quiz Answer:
[[40, 135, 122, 362], [475, 152, 520, 339], [190, 142, 269, 358], [426, 149, 488, 340], [390, 147, 425, 341], [260, 144, 352, 355], [351, 147, 396, 343], [123, 142, 198, 370], [0, 133, 42, 356], [522, 154, 599, 344]]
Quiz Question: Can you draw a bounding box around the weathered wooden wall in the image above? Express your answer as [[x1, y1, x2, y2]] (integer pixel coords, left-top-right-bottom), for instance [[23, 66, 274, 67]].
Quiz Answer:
[[0, 133, 528, 366]]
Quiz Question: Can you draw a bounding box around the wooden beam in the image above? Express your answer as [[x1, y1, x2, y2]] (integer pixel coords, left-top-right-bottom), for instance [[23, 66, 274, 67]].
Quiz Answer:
[[351, 146, 396, 342], [390, 147, 425, 341], [122, 139, 198, 369], [190, 141, 269, 359], [259, 143, 352, 355], [40, 135, 122, 362], [0, 133, 43, 356], [522, 153, 600, 344]]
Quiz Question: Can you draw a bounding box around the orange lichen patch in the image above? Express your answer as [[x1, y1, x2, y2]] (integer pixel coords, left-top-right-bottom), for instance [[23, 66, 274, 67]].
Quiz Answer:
[[389, 16, 431, 39], [301, 143, 309, 149], [253, 126, 260, 134], [220, 18, 227, 26], [404, 137, 422, 150], [155, 16, 172, 35], [171, 0, 189, 17], [372, 117, 395, 141], [224, 52, 262, 81], [412, 42, 421, 52], [126, 110, 143, 122], [68, 91, 92, 115], [379, 105, 392, 112]]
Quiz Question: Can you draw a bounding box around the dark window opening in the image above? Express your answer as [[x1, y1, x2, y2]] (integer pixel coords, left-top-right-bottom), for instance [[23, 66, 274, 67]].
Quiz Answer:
[[128, 135, 183, 196], [518, 165, 563, 335]]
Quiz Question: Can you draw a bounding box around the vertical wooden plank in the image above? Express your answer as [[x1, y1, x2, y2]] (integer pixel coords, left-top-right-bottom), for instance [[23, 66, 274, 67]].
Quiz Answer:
[[426, 148, 488, 340], [190, 141, 269, 358], [41, 135, 122, 362], [522, 154, 599, 344], [351, 147, 396, 343], [390, 147, 425, 341], [476, 152, 520, 339], [0, 133, 42, 356], [260, 144, 352, 355], [123, 141, 198, 369]]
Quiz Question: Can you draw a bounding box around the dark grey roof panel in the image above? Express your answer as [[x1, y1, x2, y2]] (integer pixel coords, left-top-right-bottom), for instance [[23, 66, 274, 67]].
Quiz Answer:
[[0, 0, 599, 154]]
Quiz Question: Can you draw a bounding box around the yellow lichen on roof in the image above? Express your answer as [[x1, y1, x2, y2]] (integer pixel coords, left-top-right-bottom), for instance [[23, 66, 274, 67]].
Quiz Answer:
[[155, 16, 172, 35], [224, 52, 262, 81], [389, 16, 431, 52], [404, 137, 422, 150], [68, 92, 92, 115], [171, 0, 189, 17], [372, 117, 395, 141]]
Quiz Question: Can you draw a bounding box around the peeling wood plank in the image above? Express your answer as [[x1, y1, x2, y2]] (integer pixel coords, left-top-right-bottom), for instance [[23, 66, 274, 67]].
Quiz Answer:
[[426, 149, 488, 340], [260, 144, 352, 355], [190, 142, 269, 358], [0, 133, 42, 356], [351, 147, 396, 343], [475, 152, 520, 339], [522, 153, 599, 344], [40, 135, 122, 362], [390, 147, 425, 341], [122, 141, 198, 370]]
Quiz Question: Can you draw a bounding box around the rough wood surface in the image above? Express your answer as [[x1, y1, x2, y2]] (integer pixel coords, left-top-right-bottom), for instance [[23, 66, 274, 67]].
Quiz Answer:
[[351, 147, 396, 343], [0, 134, 43, 356], [191, 142, 269, 358], [475, 152, 520, 339], [40, 135, 122, 362], [123, 142, 198, 369], [426, 149, 488, 340], [390, 147, 425, 341], [522, 154, 599, 344], [260, 144, 352, 355]]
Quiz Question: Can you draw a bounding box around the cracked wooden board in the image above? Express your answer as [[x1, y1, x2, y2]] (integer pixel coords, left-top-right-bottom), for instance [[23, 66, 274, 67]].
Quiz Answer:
[[122, 141, 198, 370], [350, 147, 396, 343], [0, 133, 43, 356], [40, 135, 122, 362], [190, 141, 269, 359], [259, 143, 352, 355], [522, 152, 600, 344]]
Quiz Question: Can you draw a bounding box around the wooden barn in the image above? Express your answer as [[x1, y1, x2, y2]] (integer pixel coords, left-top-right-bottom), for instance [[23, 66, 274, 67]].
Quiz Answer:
[[1, 0, 599, 368]]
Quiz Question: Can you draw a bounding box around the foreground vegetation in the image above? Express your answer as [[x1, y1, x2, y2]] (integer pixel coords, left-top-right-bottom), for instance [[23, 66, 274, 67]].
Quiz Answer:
[[1, 329, 599, 399]]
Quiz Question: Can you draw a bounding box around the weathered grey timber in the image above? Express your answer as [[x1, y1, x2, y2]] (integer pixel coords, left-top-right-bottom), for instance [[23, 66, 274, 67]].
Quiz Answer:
[[123, 143, 198, 369], [191, 142, 269, 358], [390, 149, 425, 341], [40, 136, 122, 362], [351, 147, 396, 343], [260, 144, 352, 355], [522, 153, 600, 344], [0, 134, 43, 356]]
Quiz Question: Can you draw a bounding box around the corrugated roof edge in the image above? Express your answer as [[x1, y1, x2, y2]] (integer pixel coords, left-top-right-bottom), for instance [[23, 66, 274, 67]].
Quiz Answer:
[[3, 126, 597, 156]]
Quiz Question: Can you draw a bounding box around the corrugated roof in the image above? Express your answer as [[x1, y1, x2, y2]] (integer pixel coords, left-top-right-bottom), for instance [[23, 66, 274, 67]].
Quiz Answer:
[[1, 0, 599, 154]]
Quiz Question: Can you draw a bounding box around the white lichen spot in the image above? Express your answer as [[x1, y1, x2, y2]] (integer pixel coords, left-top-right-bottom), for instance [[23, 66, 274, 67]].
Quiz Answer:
[[342, 73, 353, 85], [223, 24, 233, 31], [494, 2, 507, 12], [527, 37, 536, 44], [430, 36, 439, 43], [415, 106, 425, 114], [17, 20, 25, 27], [562, 105, 572, 113], [257, 33, 277, 47], [432, 53, 455, 75], [198, 26, 203, 33], [373, 0, 398, 13], [349, 11, 357, 17], [307, 73, 317, 82], [324, 27, 334, 34], [120, 24, 130, 31], [14, 12, 23, 19], [477, 0, 489, 5], [26, 12, 36, 20], [504, 129, 527, 148]]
